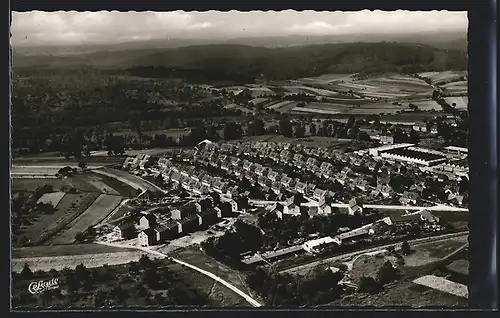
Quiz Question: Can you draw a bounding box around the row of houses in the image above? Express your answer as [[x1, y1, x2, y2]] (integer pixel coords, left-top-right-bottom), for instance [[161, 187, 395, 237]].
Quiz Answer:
[[113, 192, 244, 246]]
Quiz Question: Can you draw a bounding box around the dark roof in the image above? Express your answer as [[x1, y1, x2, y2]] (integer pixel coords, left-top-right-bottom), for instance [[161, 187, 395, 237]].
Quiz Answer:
[[117, 222, 135, 230], [141, 228, 156, 236]]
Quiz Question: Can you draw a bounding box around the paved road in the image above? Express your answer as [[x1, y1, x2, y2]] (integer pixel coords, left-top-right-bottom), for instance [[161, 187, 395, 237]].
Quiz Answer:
[[95, 168, 168, 194], [330, 203, 468, 212], [281, 231, 469, 275], [249, 199, 468, 212], [97, 241, 263, 307]]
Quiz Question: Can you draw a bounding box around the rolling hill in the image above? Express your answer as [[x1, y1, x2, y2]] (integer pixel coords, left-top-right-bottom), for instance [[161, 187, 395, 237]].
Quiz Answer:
[[13, 42, 467, 83]]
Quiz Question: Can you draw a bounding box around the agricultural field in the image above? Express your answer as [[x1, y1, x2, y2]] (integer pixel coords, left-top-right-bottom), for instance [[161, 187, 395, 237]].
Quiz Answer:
[[292, 107, 341, 115], [444, 96, 468, 110], [265, 135, 351, 148], [12, 243, 136, 258], [440, 81, 467, 94], [12, 250, 149, 272], [418, 71, 467, 84], [329, 74, 433, 100], [11, 165, 64, 177], [408, 99, 442, 111], [14, 192, 100, 247], [79, 173, 120, 195], [12, 178, 70, 193], [267, 101, 299, 112], [36, 191, 66, 207], [49, 194, 123, 245], [248, 97, 270, 105], [224, 103, 254, 114], [113, 128, 191, 139], [297, 73, 355, 85]]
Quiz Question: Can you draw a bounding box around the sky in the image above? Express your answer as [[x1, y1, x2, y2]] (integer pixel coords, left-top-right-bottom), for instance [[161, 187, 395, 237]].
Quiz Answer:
[[11, 10, 468, 47]]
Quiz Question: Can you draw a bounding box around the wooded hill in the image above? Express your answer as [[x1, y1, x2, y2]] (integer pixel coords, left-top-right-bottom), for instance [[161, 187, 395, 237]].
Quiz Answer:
[[13, 42, 467, 83]]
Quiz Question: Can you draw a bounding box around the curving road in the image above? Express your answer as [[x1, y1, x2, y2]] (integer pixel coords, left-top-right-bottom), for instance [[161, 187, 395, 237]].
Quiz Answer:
[[97, 241, 262, 307]]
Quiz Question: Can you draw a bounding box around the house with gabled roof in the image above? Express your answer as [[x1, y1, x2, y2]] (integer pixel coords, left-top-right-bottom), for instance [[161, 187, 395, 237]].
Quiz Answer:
[[267, 170, 279, 182], [313, 188, 327, 202], [294, 181, 307, 194], [306, 183, 317, 194], [138, 228, 157, 247], [348, 198, 364, 216], [139, 213, 157, 230], [281, 175, 293, 187], [113, 222, 136, 240]]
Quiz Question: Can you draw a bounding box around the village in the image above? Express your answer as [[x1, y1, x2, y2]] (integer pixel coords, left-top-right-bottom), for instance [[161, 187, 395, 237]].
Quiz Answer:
[[92, 135, 469, 272]]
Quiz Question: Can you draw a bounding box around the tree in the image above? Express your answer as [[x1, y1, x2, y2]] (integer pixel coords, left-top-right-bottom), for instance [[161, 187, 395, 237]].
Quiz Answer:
[[20, 263, 33, 279], [309, 123, 317, 136], [358, 276, 381, 294], [346, 115, 356, 130], [279, 119, 293, 138], [78, 160, 88, 171], [294, 125, 306, 138], [376, 261, 399, 286], [401, 240, 412, 255], [409, 129, 420, 144], [223, 122, 243, 141]]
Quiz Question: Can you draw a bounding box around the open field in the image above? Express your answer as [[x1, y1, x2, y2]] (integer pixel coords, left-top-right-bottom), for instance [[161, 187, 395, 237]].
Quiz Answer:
[[443, 96, 468, 110], [409, 99, 442, 111], [14, 192, 101, 247], [440, 81, 467, 94], [79, 172, 120, 195], [267, 100, 298, 112], [413, 275, 468, 298], [50, 194, 123, 245], [169, 246, 261, 304], [63, 175, 102, 192], [37, 191, 66, 207], [418, 71, 467, 84], [264, 135, 351, 148], [12, 243, 136, 258], [296, 73, 355, 85], [224, 103, 255, 114], [90, 148, 174, 157], [113, 128, 191, 139], [12, 173, 109, 194], [330, 278, 467, 307], [91, 173, 138, 197], [12, 178, 70, 192], [106, 204, 134, 223], [12, 251, 148, 272], [165, 260, 248, 307], [403, 236, 468, 267], [11, 165, 65, 177]]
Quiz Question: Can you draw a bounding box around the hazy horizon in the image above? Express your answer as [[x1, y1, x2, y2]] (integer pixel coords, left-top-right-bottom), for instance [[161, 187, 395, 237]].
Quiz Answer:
[[12, 10, 468, 47]]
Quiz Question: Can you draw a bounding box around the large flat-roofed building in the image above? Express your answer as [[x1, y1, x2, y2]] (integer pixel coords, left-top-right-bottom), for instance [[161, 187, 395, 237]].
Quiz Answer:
[[443, 146, 468, 156], [369, 143, 446, 166]]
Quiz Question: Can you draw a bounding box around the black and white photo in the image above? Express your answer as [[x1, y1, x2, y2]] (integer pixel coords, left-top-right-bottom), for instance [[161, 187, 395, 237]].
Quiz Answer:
[[10, 10, 469, 309]]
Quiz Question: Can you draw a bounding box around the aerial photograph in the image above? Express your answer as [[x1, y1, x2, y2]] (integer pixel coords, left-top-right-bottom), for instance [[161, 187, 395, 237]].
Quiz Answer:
[[10, 10, 469, 309]]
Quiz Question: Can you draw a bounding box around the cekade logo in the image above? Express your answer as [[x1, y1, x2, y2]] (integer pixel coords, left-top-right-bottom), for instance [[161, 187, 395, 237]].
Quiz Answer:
[[28, 278, 60, 294]]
